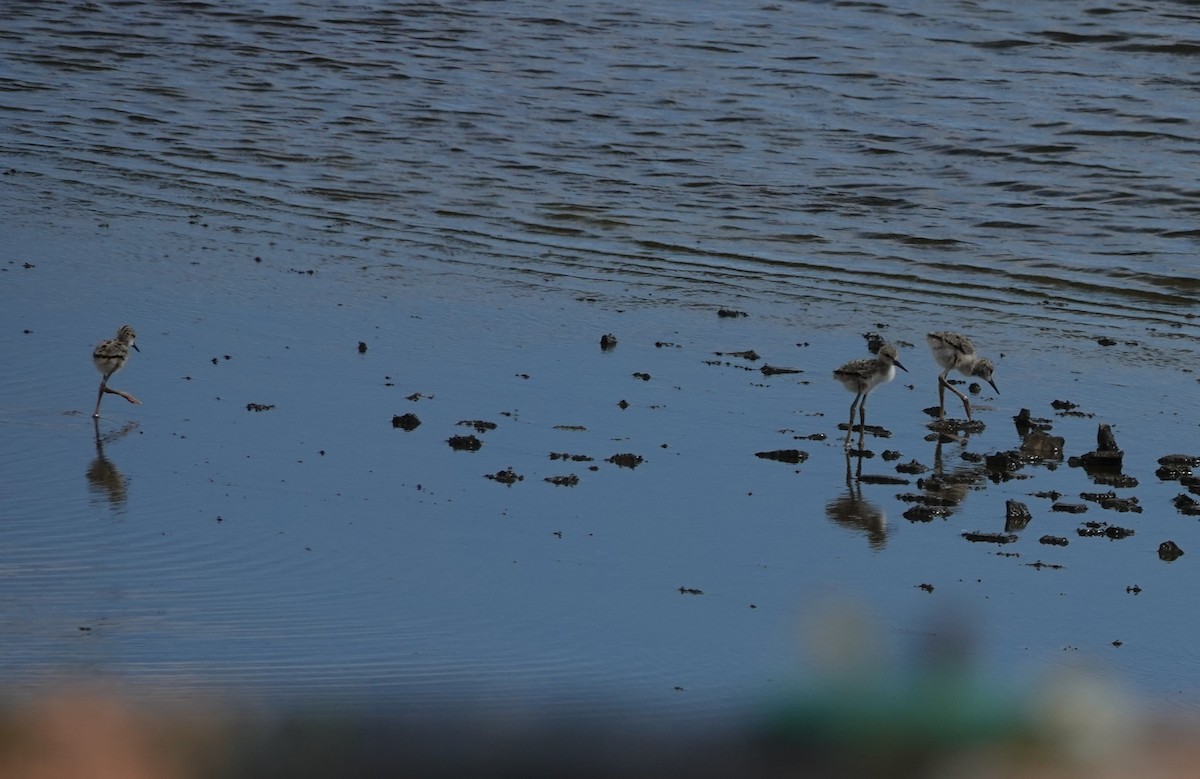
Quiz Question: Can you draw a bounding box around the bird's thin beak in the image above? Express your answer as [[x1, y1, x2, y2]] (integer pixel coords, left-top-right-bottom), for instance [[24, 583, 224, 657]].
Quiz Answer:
[[132, 343, 141, 352], [894, 359, 908, 372], [987, 378, 998, 394]]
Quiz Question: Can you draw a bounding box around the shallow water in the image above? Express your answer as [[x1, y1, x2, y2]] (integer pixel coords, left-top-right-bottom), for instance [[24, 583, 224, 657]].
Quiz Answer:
[[2, 0, 1200, 726]]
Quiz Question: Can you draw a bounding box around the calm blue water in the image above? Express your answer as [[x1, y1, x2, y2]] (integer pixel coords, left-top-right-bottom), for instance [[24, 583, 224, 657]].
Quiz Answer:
[[2, 0, 1199, 726]]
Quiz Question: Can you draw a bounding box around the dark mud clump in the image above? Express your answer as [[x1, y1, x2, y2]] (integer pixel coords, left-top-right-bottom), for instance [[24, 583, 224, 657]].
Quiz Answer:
[[545, 474, 580, 487], [357, 341, 367, 353], [391, 413, 421, 431], [755, 449, 808, 464], [717, 350, 759, 361], [1069, 423, 1124, 471], [1013, 408, 1053, 435], [246, 403, 275, 412], [607, 453, 644, 469], [678, 586, 704, 595], [600, 333, 618, 351], [457, 420, 497, 433], [905, 506, 951, 522], [1052, 502, 1088, 514], [550, 452, 594, 462], [895, 460, 928, 475], [448, 435, 482, 451], [717, 308, 747, 318], [1039, 535, 1069, 546], [632, 372, 650, 381], [1172, 494, 1200, 515], [1158, 541, 1185, 562], [1005, 500, 1033, 532], [485, 467, 523, 485], [1026, 561, 1064, 570], [1020, 428, 1064, 460], [761, 364, 802, 376], [963, 531, 1018, 544], [1077, 522, 1135, 540], [1080, 491, 1142, 513]]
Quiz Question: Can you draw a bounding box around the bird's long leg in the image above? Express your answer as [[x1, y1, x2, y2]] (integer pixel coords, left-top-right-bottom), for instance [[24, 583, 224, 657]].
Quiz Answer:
[[938, 375, 973, 421], [937, 370, 949, 419], [93, 375, 109, 419], [858, 391, 869, 449], [845, 394, 861, 449]]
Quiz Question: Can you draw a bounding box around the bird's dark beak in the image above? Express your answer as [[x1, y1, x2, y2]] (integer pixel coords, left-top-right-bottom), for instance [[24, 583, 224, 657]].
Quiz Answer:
[[894, 359, 908, 373], [132, 343, 141, 352], [987, 378, 998, 394]]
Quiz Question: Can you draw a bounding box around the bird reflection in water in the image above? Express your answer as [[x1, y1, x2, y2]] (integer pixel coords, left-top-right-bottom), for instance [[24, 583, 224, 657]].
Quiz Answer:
[[87, 418, 138, 508], [825, 453, 888, 550]]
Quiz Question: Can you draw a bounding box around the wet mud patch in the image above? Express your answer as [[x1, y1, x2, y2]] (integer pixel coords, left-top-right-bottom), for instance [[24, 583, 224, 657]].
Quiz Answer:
[[1158, 541, 1185, 561], [448, 435, 482, 451], [607, 453, 644, 469], [485, 468, 523, 486], [1077, 522, 1135, 539], [1039, 535, 1070, 546], [457, 420, 498, 433], [963, 531, 1018, 544], [755, 449, 808, 464], [550, 452, 594, 462], [391, 413, 421, 430], [1080, 491, 1142, 513], [545, 474, 580, 487], [246, 403, 275, 412]]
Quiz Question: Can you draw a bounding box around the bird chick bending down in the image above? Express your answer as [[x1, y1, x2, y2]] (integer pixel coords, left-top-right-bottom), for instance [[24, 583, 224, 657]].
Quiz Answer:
[[93, 324, 141, 418], [926, 331, 998, 421], [833, 343, 907, 450]]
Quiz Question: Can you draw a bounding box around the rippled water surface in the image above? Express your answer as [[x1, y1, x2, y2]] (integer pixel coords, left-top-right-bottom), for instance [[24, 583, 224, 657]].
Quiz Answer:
[[2, 0, 1200, 725]]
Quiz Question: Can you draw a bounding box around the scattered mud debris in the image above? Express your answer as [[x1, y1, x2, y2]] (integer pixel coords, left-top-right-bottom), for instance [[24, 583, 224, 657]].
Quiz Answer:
[[1173, 494, 1200, 515], [1005, 500, 1033, 532], [554, 425, 587, 431], [632, 372, 650, 381], [1032, 490, 1061, 500], [1160, 454, 1200, 467], [406, 392, 433, 401], [761, 364, 802, 376], [905, 506, 950, 522], [607, 453, 644, 469], [1158, 541, 1184, 561], [357, 341, 367, 353], [545, 474, 580, 487], [457, 420, 497, 433], [1039, 535, 1069, 546], [1052, 503, 1088, 514], [600, 333, 618, 350], [716, 308, 747, 318], [1091, 473, 1138, 488], [1096, 336, 1118, 346], [447, 435, 482, 451], [926, 417, 987, 434], [881, 450, 903, 461], [1027, 561, 1064, 570], [895, 460, 928, 475], [1157, 464, 1194, 481], [1077, 522, 1135, 539], [793, 432, 828, 442], [1070, 423, 1124, 470], [755, 449, 808, 464], [985, 451, 1024, 474], [391, 413, 421, 431], [246, 403, 275, 412], [717, 350, 759, 361], [654, 341, 679, 349], [678, 586, 704, 595], [963, 531, 1018, 544], [485, 468, 523, 485], [617, 399, 629, 409], [1020, 428, 1064, 460], [1080, 491, 1142, 513], [550, 452, 594, 462], [1126, 585, 1142, 594], [837, 423, 893, 439], [1013, 408, 1053, 435], [917, 583, 935, 593]]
